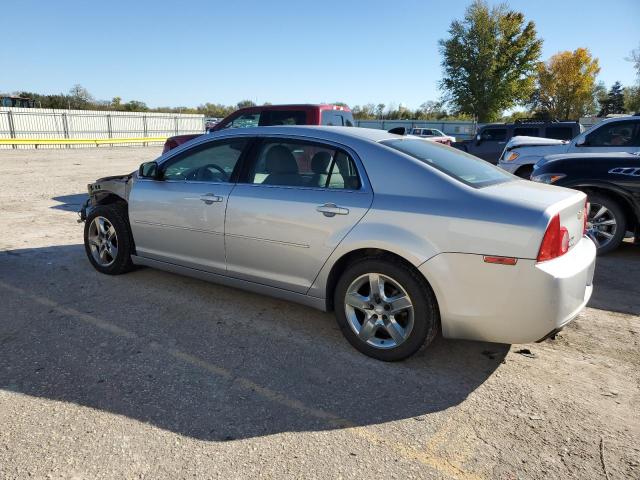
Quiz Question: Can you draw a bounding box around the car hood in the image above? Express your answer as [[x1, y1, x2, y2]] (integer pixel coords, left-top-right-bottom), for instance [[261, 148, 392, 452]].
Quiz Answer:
[[506, 136, 569, 149]]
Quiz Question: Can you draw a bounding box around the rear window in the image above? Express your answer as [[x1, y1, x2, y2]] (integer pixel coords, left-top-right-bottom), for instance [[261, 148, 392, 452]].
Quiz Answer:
[[545, 126, 574, 140], [513, 127, 540, 137], [321, 110, 355, 127], [381, 138, 513, 188], [260, 110, 307, 126]]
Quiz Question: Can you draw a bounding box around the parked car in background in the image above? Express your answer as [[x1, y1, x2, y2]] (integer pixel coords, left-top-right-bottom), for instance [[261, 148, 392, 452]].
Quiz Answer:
[[205, 117, 221, 131], [454, 120, 582, 164], [531, 152, 640, 254], [499, 115, 640, 178], [409, 128, 456, 145], [81, 126, 595, 361], [162, 104, 355, 153]]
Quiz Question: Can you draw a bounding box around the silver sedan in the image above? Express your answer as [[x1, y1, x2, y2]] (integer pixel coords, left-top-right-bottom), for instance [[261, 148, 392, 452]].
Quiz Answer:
[[81, 126, 596, 361]]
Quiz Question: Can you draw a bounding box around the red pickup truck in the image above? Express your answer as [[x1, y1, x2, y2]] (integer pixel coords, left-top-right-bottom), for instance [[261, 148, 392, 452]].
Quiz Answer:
[[163, 104, 355, 153]]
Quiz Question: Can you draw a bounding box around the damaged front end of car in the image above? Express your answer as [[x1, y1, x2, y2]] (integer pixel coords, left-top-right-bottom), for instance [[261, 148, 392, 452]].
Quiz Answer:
[[78, 173, 134, 223]]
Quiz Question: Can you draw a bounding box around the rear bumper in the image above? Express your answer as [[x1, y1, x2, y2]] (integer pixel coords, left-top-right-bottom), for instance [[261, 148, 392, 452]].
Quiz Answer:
[[418, 237, 596, 344]]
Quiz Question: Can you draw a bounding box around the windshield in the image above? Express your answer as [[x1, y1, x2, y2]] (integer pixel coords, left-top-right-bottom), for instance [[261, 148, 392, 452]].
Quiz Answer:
[[381, 138, 513, 188]]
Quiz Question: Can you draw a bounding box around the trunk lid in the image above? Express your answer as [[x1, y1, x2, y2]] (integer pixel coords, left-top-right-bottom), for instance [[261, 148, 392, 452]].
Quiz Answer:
[[482, 180, 586, 253]]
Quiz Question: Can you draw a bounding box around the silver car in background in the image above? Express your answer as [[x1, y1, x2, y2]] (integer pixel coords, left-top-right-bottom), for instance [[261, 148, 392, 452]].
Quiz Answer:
[[81, 126, 596, 361]]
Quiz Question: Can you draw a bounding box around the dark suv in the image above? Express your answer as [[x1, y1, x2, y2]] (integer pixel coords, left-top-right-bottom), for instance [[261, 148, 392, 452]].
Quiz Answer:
[[163, 104, 354, 153], [454, 120, 582, 163]]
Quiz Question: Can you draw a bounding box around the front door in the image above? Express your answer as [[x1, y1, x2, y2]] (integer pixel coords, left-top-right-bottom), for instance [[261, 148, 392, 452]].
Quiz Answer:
[[129, 138, 250, 272], [225, 137, 373, 293], [474, 127, 508, 162], [575, 120, 640, 154]]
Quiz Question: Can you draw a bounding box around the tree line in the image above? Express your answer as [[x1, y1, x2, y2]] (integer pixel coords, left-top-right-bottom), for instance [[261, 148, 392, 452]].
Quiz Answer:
[[11, 1, 640, 123]]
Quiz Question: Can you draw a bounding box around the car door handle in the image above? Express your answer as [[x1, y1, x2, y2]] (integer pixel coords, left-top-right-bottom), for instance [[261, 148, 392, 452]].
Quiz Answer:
[[316, 203, 349, 217], [200, 193, 223, 205]]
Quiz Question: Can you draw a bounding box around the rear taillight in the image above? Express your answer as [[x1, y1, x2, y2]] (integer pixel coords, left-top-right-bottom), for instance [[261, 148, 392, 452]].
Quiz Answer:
[[537, 214, 570, 262]]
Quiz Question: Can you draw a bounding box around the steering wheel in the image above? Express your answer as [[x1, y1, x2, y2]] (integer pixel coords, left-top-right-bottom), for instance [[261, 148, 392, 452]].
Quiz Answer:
[[184, 164, 229, 182]]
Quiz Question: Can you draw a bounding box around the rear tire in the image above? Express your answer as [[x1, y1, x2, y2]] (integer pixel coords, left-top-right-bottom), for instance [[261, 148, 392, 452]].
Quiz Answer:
[[334, 257, 439, 361], [84, 204, 134, 275], [586, 193, 626, 255]]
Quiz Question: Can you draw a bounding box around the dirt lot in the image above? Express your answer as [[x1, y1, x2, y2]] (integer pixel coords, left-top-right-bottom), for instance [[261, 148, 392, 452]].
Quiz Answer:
[[0, 147, 638, 480]]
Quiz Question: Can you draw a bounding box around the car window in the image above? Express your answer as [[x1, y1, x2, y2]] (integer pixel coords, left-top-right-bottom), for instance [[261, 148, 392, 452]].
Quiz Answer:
[[587, 121, 640, 147], [321, 111, 344, 126], [480, 128, 507, 141], [223, 113, 261, 129], [382, 138, 513, 188], [545, 126, 574, 140], [513, 127, 540, 137], [162, 139, 249, 182], [433, 129, 445, 136], [247, 139, 361, 189], [260, 110, 306, 126]]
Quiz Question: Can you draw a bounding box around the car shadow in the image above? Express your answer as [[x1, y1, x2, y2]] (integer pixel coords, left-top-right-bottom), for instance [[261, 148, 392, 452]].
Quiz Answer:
[[51, 193, 88, 212], [589, 240, 640, 316], [0, 244, 507, 441]]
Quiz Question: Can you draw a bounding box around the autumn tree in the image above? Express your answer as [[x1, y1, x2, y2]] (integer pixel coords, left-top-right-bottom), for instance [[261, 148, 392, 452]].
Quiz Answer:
[[624, 44, 640, 113], [533, 48, 600, 119], [439, 0, 542, 122]]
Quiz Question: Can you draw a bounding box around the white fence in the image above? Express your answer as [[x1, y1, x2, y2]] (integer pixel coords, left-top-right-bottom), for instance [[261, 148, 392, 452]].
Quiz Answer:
[[0, 107, 205, 149]]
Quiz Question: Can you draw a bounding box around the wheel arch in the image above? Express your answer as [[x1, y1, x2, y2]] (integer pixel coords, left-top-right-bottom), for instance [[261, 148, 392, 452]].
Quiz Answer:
[[92, 192, 127, 207], [321, 248, 438, 312], [570, 183, 639, 232]]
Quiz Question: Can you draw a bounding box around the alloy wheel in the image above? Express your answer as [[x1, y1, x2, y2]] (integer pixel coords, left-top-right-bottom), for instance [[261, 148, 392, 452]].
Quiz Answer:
[[344, 273, 415, 349], [586, 202, 617, 249], [87, 216, 118, 267]]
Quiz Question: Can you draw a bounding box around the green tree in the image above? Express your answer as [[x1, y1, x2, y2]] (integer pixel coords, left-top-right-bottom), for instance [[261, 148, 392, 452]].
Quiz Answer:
[[599, 81, 626, 115], [624, 86, 640, 113], [236, 100, 256, 109], [123, 100, 148, 111], [533, 48, 600, 119], [68, 84, 93, 108], [439, 0, 542, 122]]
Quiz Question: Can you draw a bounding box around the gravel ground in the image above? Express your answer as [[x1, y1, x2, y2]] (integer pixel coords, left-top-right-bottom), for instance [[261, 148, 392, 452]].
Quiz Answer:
[[0, 147, 638, 480]]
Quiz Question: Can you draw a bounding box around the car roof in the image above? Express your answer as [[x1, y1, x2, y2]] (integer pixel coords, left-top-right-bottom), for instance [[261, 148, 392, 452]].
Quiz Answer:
[[233, 104, 352, 113], [209, 125, 398, 144]]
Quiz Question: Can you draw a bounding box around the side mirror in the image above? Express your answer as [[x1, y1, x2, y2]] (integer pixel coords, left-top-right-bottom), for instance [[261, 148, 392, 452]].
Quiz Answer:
[[575, 136, 587, 147], [475, 134, 482, 144], [139, 161, 160, 179]]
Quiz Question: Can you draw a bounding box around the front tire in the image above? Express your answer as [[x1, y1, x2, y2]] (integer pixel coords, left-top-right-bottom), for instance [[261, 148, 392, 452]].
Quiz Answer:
[[334, 258, 439, 361], [84, 204, 134, 275]]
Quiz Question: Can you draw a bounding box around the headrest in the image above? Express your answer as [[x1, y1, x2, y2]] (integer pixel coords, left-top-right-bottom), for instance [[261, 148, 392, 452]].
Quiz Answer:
[[265, 146, 298, 174]]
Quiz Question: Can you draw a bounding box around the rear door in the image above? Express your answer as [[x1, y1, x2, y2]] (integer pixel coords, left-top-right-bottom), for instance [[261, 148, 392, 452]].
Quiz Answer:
[[225, 136, 373, 293]]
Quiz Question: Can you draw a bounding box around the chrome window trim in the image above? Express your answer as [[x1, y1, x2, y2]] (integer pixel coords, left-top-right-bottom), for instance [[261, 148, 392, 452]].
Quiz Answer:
[[151, 131, 373, 192]]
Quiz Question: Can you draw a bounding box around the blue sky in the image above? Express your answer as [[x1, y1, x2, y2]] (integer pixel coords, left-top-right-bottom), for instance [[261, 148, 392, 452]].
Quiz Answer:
[[3, 0, 639, 109]]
